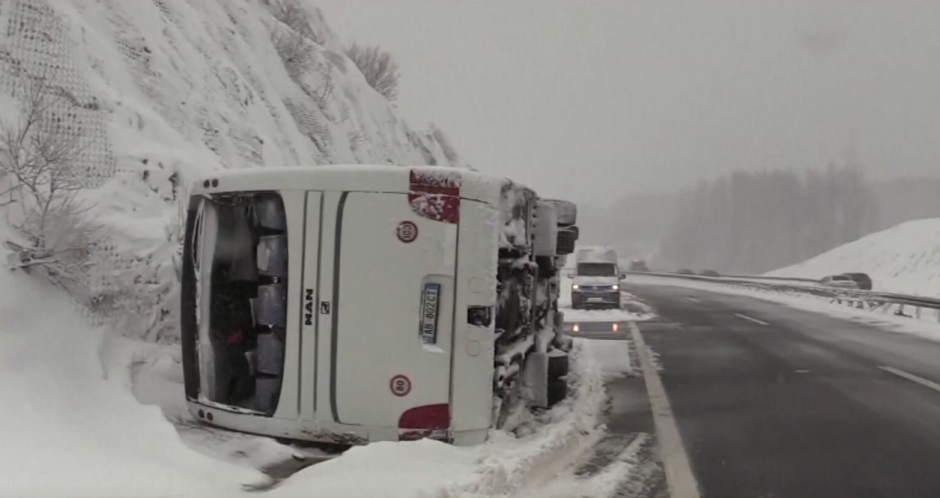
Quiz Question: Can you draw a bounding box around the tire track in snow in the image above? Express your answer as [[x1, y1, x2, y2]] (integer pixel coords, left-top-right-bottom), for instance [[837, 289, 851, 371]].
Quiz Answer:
[[440, 340, 609, 498], [515, 433, 665, 498], [488, 334, 665, 498]]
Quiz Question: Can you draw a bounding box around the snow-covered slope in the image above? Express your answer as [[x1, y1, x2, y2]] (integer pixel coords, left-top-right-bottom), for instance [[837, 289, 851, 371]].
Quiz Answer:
[[0, 221, 267, 497], [767, 218, 940, 296], [0, 0, 463, 342]]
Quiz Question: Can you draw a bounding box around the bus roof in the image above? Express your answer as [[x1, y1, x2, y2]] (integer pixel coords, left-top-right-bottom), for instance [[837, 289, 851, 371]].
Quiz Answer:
[[187, 164, 519, 205]]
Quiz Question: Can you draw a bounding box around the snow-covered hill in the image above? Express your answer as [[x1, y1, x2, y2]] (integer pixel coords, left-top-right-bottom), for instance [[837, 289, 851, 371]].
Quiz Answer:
[[767, 218, 940, 296], [0, 222, 265, 496], [0, 0, 463, 343]]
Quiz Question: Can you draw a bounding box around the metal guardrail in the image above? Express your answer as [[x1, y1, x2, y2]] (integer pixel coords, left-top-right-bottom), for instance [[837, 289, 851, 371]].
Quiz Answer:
[[625, 270, 940, 319], [719, 273, 820, 283]]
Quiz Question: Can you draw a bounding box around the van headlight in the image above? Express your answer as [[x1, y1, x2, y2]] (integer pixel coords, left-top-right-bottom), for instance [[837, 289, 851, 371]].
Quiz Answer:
[[611, 284, 619, 291], [572, 284, 579, 290]]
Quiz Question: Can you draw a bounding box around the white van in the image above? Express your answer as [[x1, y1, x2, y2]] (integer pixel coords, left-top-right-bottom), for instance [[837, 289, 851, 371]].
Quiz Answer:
[[179, 165, 578, 446], [568, 246, 625, 310]]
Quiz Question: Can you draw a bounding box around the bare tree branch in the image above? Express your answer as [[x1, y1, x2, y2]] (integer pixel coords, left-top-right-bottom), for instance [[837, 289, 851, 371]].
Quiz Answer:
[[0, 67, 101, 282], [271, 0, 322, 44], [272, 26, 316, 77], [430, 123, 460, 164], [344, 42, 400, 102]]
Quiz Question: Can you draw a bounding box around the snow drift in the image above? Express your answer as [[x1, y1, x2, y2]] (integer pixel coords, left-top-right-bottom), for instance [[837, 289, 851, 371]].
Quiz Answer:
[[767, 217, 940, 296], [0, 222, 267, 497]]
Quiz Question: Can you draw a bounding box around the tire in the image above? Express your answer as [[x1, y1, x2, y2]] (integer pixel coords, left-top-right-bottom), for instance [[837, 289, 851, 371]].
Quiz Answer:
[[547, 377, 568, 407], [556, 228, 577, 255], [547, 352, 569, 382]]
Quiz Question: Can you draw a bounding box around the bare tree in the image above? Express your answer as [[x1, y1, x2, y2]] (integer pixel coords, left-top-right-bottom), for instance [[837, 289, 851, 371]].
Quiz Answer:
[[307, 62, 335, 113], [430, 124, 460, 164], [0, 69, 101, 282], [271, 0, 322, 45], [344, 42, 400, 102], [272, 26, 317, 77]]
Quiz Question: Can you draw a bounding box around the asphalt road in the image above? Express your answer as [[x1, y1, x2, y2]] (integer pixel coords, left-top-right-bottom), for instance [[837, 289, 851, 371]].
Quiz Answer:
[[626, 282, 940, 498]]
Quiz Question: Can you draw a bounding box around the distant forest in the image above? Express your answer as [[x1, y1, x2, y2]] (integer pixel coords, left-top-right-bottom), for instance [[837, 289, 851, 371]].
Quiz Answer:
[[580, 170, 940, 275], [659, 166, 878, 274]]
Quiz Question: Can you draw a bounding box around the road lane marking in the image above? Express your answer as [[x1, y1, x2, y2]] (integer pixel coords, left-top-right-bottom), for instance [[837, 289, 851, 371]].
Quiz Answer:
[[629, 322, 701, 498], [879, 366, 940, 393], [734, 313, 769, 326], [685, 297, 701, 303]]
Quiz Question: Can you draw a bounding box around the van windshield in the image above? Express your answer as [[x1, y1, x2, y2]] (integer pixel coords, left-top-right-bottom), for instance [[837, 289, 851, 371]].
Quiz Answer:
[[577, 263, 617, 276]]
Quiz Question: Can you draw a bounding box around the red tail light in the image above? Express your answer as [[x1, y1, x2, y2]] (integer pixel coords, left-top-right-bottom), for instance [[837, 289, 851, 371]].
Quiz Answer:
[[398, 403, 451, 442], [398, 403, 450, 430]]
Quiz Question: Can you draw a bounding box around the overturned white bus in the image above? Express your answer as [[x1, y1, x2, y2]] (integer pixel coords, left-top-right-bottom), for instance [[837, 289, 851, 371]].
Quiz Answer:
[[179, 165, 578, 446]]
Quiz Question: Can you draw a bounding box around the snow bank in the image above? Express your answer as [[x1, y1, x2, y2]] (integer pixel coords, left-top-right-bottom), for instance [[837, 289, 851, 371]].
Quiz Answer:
[[264, 339, 608, 498], [767, 218, 940, 297], [0, 227, 263, 498], [589, 341, 633, 380]]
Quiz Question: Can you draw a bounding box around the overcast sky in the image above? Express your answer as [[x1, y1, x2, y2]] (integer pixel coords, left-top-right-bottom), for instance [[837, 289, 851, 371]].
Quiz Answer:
[[317, 1, 940, 205]]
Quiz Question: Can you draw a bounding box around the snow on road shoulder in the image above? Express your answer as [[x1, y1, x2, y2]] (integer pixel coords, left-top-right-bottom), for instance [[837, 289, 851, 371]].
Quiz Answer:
[[268, 339, 608, 498], [0, 245, 263, 497], [590, 341, 634, 379], [631, 274, 940, 344]]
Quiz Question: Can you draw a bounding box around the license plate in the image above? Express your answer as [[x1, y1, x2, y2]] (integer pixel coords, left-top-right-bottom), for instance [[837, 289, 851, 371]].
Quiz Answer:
[[588, 297, 604, 302], [420, 282, 441, 345]]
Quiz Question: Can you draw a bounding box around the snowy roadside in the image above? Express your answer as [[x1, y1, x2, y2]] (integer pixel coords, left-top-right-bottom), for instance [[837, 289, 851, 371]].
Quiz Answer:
[[630, 274, 940, 344], [0, 245, 266, 498], [259, 339, 611, 498], [1, 281, 615, 498], [123, 327, 619, 495], [124, 335, 649, 498]]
